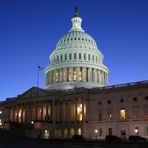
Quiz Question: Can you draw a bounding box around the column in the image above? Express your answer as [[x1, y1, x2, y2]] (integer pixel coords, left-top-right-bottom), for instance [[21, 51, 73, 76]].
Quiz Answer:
[[99, 70, 101, 85], [75, 100, 77, 122], [21, 106, 23, 123], [88, 67, 91, 82], [70, 68, 73, 82], [65, 68, 68, 82], [46, 101, 49, 120], [41, 102, 43, 121], [49, 71, 52, 84], [58, 69, 60, 82], [68, 101, 71, 122], [35, 102, 38, 121], [60, 69, 62, 82], [17, 105, 19, 123], [82, 97, 85, 137], [86, 99, 89, 122], [54, 70, 56, 83], [82, 67, 85, 82], [76, 67, 79, 82], [52, 100, 55, 123], [62, 102, 65, 123]]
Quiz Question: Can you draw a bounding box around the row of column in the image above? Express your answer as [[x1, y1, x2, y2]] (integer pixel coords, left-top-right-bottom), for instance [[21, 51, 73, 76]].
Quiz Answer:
[[46, 67, 108, 86], [3, 98, 88, 124]]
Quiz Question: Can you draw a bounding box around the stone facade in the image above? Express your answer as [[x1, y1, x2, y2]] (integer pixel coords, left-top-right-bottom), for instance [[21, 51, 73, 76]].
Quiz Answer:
[[1, 81, 148, 139]]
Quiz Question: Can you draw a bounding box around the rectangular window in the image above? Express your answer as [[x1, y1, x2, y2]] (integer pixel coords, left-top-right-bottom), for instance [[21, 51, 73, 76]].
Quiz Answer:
[[145, 96, 148, 101], [92, 55, 94, 61], [108, 128, 112, 135], [107, 100, 111, 104], [98, 113, 102, 121], [120, 109, 126, 120], [146, 126, 148, 133], [61, 55, 63, 61], [99, 128, 102, 136], [57, 56, 59, 62], [88, 54, 90, 60], [84, 54, 86, 60], [108, 112, 112, 120], [74, 53, 77, 59], [79, 53, 81, 59], [69, 53, 72, 60], [65, 54, 67, 60], [121, 130, 126, 135]]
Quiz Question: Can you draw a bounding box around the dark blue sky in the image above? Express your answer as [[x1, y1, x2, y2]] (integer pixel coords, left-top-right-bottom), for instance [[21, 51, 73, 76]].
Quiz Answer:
[[0, 0, 148, 101]]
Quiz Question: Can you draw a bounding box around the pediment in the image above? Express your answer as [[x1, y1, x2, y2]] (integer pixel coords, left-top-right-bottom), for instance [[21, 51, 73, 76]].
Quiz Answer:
[[18, 87, 50, 99]]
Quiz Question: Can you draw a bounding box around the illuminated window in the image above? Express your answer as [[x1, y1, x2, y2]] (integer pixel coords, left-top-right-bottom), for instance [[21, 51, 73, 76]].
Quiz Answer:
[[64, 129, 68, 138], [77, 104, 82, 121], [108, 112, 112, 120], [79, 68, 82, 81], [70, 128, 75, 138], [120, 109, 126, 120], [68, 68, 71, 81], [78, 128, 81, 135], [56, 71, 58, 82], [73, 68, 76, 81], [44, 130, 49, 139], [54, 129, 59, 138]]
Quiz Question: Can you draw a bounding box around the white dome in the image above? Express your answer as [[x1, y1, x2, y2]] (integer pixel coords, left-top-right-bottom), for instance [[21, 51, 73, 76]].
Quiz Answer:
[[45, 8, 109, 90]]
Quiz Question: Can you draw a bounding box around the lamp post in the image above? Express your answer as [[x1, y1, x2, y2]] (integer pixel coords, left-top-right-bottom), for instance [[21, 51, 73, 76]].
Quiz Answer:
[[95, 129, 98, 140]]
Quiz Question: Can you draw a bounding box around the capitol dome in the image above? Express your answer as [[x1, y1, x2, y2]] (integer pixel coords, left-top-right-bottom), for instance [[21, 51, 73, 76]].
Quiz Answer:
[[45, 7, 109, 90]]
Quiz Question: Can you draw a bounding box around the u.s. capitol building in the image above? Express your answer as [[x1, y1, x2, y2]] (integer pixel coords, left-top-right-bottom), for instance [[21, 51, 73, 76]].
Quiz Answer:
[[0, 8, 148, 140]]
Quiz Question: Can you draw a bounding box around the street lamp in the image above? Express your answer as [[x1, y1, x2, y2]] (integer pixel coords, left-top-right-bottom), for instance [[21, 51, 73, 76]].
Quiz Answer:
[[95, 129, 98, 140], [134, 128, 139, 135]]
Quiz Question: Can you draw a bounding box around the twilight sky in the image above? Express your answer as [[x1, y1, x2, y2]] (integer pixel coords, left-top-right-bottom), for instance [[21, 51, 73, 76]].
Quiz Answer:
[[0, 0, 148, 101]]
